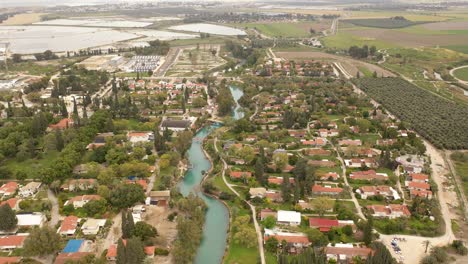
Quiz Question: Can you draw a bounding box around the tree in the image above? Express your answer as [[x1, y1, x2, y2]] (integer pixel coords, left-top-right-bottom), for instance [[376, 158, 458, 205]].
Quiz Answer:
[[233, 225, 257, 248], [12, 54, 22, 63], [125, 238, 146, 264], [311, 197, 334, 216], [254, 156, 264, 184], [306, 228, 329, 247], [0, 204, 17, 231], [366, 242, 395, 264], [272, 152, 288, 172], [261, 216, 276, 229], [83, 199, 107, 217], [23, 226, 61, 256], [109, 184, 145, 209], [174, 130, 193, 156], [133, 221, 157, 241], [126, 211, 135, 238], [363, 216, 374, 246], [116, 238, 126, 264], [265, 237, 279, 253], [281, 174, 291, 203]]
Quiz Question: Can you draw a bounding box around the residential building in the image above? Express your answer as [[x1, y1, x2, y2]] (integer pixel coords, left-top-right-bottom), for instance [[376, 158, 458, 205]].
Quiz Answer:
[[58, 216, 79, 236], [0, 235, 27, 250], [0, 182, 18, 197], [345, 159, 377, 168], [311, 184, 343, 195], [18, 182, 41, 197], [366, 204, 411, 219], [65, 195, 102, 208], [264, 229, 310, 251], [318, 172, 339, 181], [160, 119, 192, 132], [47, 118, 74, 131], [127, 131, 153, 144], [277, 210, 301, 226], [338, 139, 362, 146], [229, 171, 252, 180], [356, 186, 400, 200], [61, 179, 97, 192], [148, 190, 170, 206], [249, 188, 267, 199], [349, 170, 387, 181], [81, 219, 106, 235], [16, 214, 46, 227], [259, 209, 277, 221], [308, 160, 335, 167], [54, 253, 91, 264], [0, 198, 20, 211], [267, 177, 295, 186], [325, 243, 372, 262], [309, 218, 355, 233]]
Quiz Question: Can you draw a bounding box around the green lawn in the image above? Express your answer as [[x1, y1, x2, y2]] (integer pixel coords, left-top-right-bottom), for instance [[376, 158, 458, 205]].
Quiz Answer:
[[451, 152, 468, 198], [1, 58, 81, 76], [453, 67, 468, 81], [3, 151, 60, 179], [233, 22, 318, 38], [224, 242, 258, 264]]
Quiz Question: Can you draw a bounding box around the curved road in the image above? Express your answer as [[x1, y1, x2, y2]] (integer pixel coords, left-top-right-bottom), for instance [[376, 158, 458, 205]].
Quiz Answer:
[[449, 65, 468, 86], [213, 135, 266, 264]]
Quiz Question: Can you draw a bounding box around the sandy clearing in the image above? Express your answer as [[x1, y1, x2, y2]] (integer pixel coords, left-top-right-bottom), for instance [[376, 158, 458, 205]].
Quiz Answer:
[[276, 51, 395, 77], [1, 13, 46, 25], [145, 206, 177, 264], [348, 29, 468, 47]]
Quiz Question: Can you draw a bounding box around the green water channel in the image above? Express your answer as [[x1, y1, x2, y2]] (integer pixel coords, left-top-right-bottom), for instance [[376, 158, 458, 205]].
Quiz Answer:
[[177, 86, 243, 264]]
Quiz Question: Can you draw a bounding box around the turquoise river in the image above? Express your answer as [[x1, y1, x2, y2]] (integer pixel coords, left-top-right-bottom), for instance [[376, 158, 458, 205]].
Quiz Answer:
[[178, 86, 244, 264]]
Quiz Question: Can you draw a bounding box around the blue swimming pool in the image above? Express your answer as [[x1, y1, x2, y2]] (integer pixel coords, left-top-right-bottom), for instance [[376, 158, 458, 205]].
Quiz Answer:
[[63, 239, 83, 253]]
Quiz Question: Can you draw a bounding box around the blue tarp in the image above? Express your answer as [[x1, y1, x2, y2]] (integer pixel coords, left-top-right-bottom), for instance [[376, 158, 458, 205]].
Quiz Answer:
[[63, 239, 83, 253]]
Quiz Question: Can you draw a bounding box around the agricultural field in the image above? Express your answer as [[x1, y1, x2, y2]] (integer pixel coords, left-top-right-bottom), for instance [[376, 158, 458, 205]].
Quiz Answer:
[[443, 45, 468, 54], [164, 45, 226, 77], [354, 77, 468, 149], [453, 67, 468, 82], [344, 18, 424, 29], [232, 21, 331, 38]]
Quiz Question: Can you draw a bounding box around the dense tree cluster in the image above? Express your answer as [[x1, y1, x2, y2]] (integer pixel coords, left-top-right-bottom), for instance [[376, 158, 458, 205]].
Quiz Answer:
[[225, 40, 263, 66], [355, 77, 468, 149], [23, 226, 61, 256], [135, 40, 170, 56], [348, 45, 376, 59], [0, 204, 17, 231], [172, 194, 206, 264]]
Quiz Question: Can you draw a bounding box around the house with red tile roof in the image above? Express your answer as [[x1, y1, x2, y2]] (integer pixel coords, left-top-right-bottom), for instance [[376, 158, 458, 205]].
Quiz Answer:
[[338, 139, 362, 146], [229, 171, 252, 180], [264, 229, 310, 250], [410, 189, 433, 199], [349, 170, 387, 181], [0, 182, 18, 197], [376, 139, 397, 146], [0, 198, 20, 211], [48, 118, 74, 131], [308, 160, 335, 167], [309, 218, 339, 232], [259, 209, 277, 221], [267, 177, 295, 186], [409, 173, 429, 183], [312, 184, 343, 196], [0, 235, 27, 250], [318, 172, 339, 181], [318, 129, 339, 138], [0, 257, 20, 263], [126, 179, 148, 190], [325, 244, 373, 262], [345, 158, 377, 168], [367, 204, 411, 219], [58, 216, 79, 236], [406, 181, 431, 191], [54, 252, 92, 264], [305, 148, 331, 156], [64, 195, 102, 208]]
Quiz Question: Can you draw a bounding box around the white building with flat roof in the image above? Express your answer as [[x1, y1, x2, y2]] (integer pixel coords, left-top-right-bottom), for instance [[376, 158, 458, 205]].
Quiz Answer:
[[277, 210, 301, 226]]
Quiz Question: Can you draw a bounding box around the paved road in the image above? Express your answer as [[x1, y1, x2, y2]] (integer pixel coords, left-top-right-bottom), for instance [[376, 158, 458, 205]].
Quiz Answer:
[[214, 136, 266, 264], [449, 65, 468, 86], [47, 189, 60, 228], [154, 47, 182, 77], [97, 212, 122, 254]]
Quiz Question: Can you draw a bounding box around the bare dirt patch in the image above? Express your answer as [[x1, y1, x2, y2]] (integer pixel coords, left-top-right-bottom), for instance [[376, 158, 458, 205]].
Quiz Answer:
[[276, 51, 395, 77], [422, 21, 468, 30], [1, 13, 46, 25], [348, 29, 468, 47], [145, 206, 178, 264]]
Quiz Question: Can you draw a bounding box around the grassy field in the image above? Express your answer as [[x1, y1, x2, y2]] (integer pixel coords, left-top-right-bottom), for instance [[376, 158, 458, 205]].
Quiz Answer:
[[453, 67, 468, 82], [3, 151, 60, 179], [451, 152, 468, 198], [344, 18, 424, 29], [0, 58, 81, 76], [322, 30, 398, 49], [232, 21, 327, 38], [443, 45, 468, 54], [224, 242, 258, 264]]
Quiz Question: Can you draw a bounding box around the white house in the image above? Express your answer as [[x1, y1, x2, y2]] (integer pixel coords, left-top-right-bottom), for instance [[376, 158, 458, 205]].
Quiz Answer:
[[18, 182, 42, 197], [127, 131, 153, 145], [277, 210, 301, 226], [16, 213, 46, 227], [81, 219, 106, 235]]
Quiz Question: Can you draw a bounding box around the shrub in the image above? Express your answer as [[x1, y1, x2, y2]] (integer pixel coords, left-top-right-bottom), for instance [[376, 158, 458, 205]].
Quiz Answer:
[[154, 248, 169, 256]]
